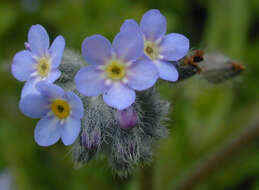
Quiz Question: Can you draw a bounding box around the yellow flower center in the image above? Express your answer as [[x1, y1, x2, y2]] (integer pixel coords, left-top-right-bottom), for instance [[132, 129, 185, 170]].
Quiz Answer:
[[37, 57, 51, 78], [144, 41, 159, 60], [51, 99, 70, 119], [105, 60, 126, 80]]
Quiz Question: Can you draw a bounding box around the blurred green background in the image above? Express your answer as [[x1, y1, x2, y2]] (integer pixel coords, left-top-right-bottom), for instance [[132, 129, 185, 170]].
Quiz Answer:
[[0, 0, 259, 189]]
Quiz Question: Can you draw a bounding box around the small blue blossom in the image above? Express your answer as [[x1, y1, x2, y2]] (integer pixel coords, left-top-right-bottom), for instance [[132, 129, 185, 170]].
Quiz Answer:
[[121, 9, 190, 82], [19, 82, 83, 146], [75, 28, 158, 110], [12, 24, 65, 97]]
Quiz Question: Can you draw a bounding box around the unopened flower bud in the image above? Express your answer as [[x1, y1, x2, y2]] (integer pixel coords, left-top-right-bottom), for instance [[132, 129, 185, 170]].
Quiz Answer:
[[115, 106, 138, 129], [81, 129, 101, 150]]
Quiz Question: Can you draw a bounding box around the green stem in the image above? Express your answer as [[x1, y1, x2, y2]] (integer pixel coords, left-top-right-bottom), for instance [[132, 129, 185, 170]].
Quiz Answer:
[[140, 164, 154, 190], [172, 119, 259, 190]]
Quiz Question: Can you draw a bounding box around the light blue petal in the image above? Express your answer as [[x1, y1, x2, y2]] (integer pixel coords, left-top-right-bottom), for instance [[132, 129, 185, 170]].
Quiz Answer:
[[82, 35, 112, 65], [127, 60, 158, 90], [75, 66, 108, 96], [19, 94, 49, 118], [112, 29, 144, 62], [65, 92, 84, 119], [36, 81, 64, 100], [155, 60, 179, 81], [160, 33, 189, 61], [120, 19, 140, 33], [21, 77, 40, 98], [28, 24, 50, 56], [49, 35, 65, 68], [34, 116, 61, 146], [140, 9, 167, 41], [45, 69, 61, 83], [61, 117, 81, 146], [11, 50, 36, 82], [103, 83, 136, 110]]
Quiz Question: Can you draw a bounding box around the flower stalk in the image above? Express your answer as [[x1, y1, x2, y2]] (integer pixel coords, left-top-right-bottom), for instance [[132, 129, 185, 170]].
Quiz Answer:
[[172, 116, 259, 190]]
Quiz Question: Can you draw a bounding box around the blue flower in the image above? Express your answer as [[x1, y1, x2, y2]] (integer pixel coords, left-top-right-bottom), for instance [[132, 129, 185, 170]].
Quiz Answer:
[[75, 29, 158, 110], [11, 24, 65, 97], [121, 9, 190, 82], [19, 82, 84, 146]]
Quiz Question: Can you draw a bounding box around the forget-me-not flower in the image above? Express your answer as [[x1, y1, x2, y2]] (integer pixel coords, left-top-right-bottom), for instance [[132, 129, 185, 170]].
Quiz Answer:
[[19, 82, 83, 146], [11, 24, 65, 97], [75, 28, 158, 110], [121, 9, 190, 82]]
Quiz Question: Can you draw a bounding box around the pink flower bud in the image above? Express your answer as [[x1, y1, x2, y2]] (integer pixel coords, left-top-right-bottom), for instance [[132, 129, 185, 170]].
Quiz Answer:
[[115, 106, 138, 129], [81, 129, 101, 150]]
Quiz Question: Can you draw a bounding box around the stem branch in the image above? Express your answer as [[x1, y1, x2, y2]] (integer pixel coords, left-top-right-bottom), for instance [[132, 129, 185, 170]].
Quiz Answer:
[[172, 119, 259, 190]]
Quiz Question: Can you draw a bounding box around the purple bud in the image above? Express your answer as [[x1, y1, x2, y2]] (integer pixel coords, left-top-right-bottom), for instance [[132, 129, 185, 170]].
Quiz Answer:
[[81, 129, 101, 150], [115, 106, 138, 129], [116, 143, 137, 161], [129, 144, 134, 155], [24, 42, 31, 51]]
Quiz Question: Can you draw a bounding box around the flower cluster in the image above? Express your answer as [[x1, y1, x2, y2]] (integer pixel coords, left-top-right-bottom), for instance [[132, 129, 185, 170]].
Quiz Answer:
[[12, 24, 84, 146], [12, 9, 189, 175], [75, 9, 189, 110]]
